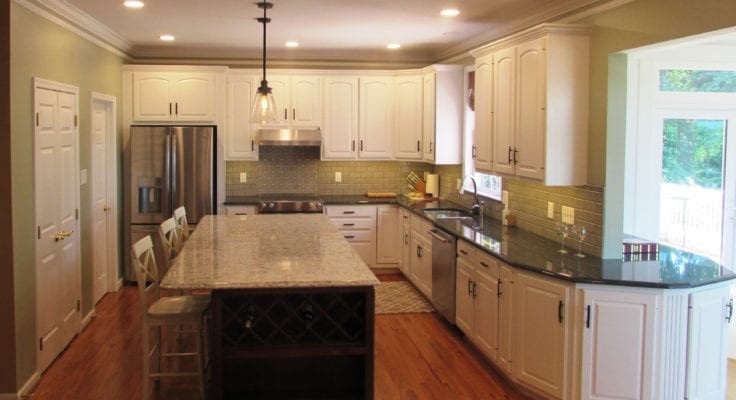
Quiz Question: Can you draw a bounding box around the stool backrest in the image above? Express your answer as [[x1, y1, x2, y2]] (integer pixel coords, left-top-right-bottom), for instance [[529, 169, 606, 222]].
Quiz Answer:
[[173, 206, 190, 241], [130, 235, 160, 322]]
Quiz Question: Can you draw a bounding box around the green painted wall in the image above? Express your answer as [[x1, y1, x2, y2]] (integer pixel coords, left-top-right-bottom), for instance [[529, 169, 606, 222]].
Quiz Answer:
[[10, 3, 123, 389], [577, 0, 736, 186]]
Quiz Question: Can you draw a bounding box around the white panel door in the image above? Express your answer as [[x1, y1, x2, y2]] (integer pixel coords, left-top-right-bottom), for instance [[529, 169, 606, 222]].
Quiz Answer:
[[394, 76, 423, 160], [492, 47, 516, 175], [422, 73, 436, 162], [322, 77, 359, 159], [34, 82, 80, 373], [410, 235, 431, 298], [226, 73, 258, 160], [376, 206, 400, 264], [173, 73, 215, 121], [497, 265, 514, 374], [473, 266, 499, 361], [515, 37, 547, 180], [581, 289, 657, 400], [359, 77, 393, 159], [455, 258, 475, 336], [267, 75, 290, 126], [473, 55, 493, 172], [400, 210, 411, 276], [133, 72, 173, 121], [291, 76, 321, 126], [513, 272, 568, 399], [91, 102, 109, 304], [686, 286, 730, 400]]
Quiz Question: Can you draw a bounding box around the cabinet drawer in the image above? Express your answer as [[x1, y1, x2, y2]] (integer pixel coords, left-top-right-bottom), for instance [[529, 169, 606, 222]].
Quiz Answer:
[[340, 230, 375, 242], [225, 205, 257, 215], [326, 205, 375, 218], [330, 218, 374, 230], [457, 240, 478, 262], [477, 251, 500, 277]]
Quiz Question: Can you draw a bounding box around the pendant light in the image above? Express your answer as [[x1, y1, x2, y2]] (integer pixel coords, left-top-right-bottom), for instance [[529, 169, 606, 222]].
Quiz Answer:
[[249, 1, 277, 125]]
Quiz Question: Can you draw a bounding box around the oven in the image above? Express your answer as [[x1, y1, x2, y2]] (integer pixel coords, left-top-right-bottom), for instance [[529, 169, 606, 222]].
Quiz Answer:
[[257, 194, 324, 214]]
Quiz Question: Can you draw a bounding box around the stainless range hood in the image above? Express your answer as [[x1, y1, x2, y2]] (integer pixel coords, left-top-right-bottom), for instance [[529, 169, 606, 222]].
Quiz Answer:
[[257, 128, 321, 146]]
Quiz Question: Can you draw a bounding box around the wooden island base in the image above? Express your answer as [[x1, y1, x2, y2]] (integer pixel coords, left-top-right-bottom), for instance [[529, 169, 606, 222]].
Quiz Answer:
[[211, 286, 375, 400]]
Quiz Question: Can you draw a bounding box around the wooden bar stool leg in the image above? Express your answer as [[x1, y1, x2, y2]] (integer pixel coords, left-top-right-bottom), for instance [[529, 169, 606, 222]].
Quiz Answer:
[[142, 326, 150, 400]]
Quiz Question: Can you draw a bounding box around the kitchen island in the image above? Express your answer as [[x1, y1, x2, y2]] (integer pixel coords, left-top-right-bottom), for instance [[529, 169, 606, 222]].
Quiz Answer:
[[161, 214, 379, 400]]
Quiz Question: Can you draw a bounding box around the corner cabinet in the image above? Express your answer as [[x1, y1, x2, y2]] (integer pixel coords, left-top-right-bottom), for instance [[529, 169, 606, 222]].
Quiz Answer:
[[226, 72, 259, 160], [422, 65, 463, 164], [132, 70, 218, 123], [470, 23, 590, 186], [473, 55, 494, 173]]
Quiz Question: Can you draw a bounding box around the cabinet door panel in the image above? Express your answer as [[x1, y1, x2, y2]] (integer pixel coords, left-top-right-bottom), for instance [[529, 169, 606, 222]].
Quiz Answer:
[[581, 289, 656, 400], [474, 267, 499, 361], [686, 286, 730, 400], [492, 47, 516, 175], [514, 272, 568, 399], [455, 258, 475, 335], [376, 206, 400, 264], [474, 56, 493, 172], [359, 77, 393, 159], [422, 73, 436, 162], [410, 236, 431, 298], [267, 76, 289, 125], [226, 74, 258, 159], [515, 37, 546, 180], [349, 241, 375, 268], [323, 77, 359, 159], [394, 76, 423, 159], [497, 265, 513, 374], [133, 73, 173, 121], [291, 76, 320, 126], [400, 211, 411, 276], [173, 73, 215, 121]]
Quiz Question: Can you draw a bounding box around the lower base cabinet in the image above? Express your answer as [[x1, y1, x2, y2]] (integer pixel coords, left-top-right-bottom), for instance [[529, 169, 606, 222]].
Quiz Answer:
[[409, 234, 432, 298]]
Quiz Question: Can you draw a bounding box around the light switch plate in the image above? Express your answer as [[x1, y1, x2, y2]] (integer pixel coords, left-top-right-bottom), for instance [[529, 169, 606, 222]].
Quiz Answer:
[[239, 172, 247, 183], [80, 169, 87, 185], [561, 206, 575, 225], [335, 171, 342, 183], [547, 202, 554, 219]]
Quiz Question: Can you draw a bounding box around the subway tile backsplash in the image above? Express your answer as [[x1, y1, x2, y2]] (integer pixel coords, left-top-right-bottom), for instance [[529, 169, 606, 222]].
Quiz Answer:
[[226, 154, 602, 256]]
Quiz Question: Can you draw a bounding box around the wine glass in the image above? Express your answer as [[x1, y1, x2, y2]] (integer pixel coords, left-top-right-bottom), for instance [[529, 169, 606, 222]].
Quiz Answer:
[[555, 222, 569, 254], [574, 225, 587, 258]]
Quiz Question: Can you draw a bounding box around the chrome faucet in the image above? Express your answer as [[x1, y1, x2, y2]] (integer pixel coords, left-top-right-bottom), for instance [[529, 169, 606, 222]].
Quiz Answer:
[[462, 175, 484, 218]]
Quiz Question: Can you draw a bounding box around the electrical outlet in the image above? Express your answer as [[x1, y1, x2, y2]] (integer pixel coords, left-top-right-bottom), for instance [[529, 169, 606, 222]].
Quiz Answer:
[[239, 172, 247, 183], [562, 206, 575, 225], [502, 190, 509, 206], [547, 202, 554, 219], [335, 171, 342, 183]]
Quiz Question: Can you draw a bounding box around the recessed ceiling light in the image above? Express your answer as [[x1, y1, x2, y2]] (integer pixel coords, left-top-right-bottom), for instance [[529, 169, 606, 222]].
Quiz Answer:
[[440, 8, 460, 17], [285, 41, 299, 48], [387, 43, 401, 49], [159, 34, 175, 42], [123, 0, 144, 8]]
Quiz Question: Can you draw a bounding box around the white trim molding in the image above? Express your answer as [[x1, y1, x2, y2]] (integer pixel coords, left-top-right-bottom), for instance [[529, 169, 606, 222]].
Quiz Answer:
[[81, 309, 96, 331]]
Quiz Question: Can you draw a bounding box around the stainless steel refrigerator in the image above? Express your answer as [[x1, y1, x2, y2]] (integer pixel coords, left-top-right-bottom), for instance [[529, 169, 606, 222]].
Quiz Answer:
[[125, 125, 215, 280]]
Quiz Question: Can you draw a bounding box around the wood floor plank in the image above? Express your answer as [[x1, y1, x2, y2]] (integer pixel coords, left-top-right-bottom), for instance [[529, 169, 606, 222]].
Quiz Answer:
[[28, 280, 525, 399]]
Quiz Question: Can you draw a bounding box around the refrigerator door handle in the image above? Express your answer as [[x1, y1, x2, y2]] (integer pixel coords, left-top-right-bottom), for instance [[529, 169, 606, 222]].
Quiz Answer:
[[170, 130, 178, 214], [163, 132, 172, 218]]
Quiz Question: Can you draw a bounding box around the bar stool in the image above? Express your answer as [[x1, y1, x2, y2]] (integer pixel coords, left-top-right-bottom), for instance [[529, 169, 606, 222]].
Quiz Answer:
[[159, 217, 181, 271], [173, 206, 191, 243], [131, 235, 209, 400]]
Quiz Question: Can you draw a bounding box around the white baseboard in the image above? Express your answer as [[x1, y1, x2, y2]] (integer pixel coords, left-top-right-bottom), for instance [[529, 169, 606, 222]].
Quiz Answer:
[[0, 394, 18, 400], [116, 277, 124, 290], [81, 309, 96, 331], [1, 371, 42, 400]]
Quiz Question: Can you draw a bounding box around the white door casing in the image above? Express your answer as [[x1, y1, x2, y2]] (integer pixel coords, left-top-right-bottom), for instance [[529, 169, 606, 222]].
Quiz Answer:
[[34, 78, 81, 373], [90, 92, 119, 305]]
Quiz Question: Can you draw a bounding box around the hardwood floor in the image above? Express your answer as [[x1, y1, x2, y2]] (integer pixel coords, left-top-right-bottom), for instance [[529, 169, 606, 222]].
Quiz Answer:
[[728, 358, 736, 400], [28, 274, 525, 399]]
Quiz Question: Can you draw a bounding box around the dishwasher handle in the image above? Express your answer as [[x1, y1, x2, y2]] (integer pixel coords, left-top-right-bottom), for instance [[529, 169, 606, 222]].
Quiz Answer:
[[428, 229, 451, 243]]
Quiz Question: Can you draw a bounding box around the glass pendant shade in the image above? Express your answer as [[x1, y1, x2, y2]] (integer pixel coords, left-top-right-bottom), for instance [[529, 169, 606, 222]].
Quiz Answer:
[[250, 84, 277, 124]]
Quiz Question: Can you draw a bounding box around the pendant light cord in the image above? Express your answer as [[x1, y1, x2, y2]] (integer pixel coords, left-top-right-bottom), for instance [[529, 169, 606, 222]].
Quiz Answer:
[[262, 3, 267, 83]]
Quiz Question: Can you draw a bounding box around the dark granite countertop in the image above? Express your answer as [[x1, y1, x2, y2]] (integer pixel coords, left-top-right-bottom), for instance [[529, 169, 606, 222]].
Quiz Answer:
[[223, 196, 259, 205], [226, 194, 736, 288]]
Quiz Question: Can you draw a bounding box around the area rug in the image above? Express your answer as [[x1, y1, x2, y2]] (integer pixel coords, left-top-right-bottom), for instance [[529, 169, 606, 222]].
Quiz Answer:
[[375, 281, 435, 314]]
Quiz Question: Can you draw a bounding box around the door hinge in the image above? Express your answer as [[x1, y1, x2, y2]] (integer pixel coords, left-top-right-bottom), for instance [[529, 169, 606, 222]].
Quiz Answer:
[[37, 226, 41, 239], [74, 115, 78, 127], [77, 299, 81, 312], [35, 112, 40, 127], [75, 208, 79, 220], [39, 337, 43, 351]]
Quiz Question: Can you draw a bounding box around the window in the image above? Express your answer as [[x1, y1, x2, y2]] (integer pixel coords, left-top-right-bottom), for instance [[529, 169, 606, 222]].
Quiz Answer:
[[463, 68, 502, 200], [659, 69, 736, 93]]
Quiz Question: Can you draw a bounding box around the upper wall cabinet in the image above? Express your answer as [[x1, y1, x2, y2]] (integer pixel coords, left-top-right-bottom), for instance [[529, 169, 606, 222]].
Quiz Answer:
[[266, 75, 321, 128], [322, 76, 360, 159], [226, 71, 259, 160], [132, 71, 217, 122], [473, 55, 494, 172], [470, 24, 590, 186], [422, 65, 463, 165], [394, 74, 423, 160], [359, 76, 394, 159]]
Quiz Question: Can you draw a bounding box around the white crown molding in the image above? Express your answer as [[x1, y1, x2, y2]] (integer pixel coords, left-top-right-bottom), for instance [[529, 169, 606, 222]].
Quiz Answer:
[[14, 0, 132, 59]]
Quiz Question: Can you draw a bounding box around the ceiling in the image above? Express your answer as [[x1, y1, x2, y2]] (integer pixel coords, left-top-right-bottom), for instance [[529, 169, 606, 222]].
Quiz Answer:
[[56, 0, 608, 65]]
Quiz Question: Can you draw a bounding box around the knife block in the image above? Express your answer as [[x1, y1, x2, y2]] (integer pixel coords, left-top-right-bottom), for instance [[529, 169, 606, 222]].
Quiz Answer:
[[415, 180, 426, 194]]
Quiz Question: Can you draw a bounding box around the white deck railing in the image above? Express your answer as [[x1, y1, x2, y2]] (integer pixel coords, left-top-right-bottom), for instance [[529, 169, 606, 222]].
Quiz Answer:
[[659, 183, 723, 259]]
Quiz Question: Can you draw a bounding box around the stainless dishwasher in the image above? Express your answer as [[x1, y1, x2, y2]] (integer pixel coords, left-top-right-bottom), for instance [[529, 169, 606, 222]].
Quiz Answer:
[[430, 228, 457, 323]]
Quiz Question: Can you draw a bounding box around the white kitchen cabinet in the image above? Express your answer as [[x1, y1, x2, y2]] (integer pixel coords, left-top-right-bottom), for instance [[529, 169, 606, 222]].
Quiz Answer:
[[322, 76, 359, 159], [394, 75, 423, 160], [409, 214, 432, 298], [455, 256, 475, 335], [264, 75, 321, 128], [132, 71, 217, 122], [422, 65, 463, 164], [226, 72, 259, 160], [473, 55, 494, 173], [513, 271, 570, 399], [399, 208, 411, 276], [326, 205, 376, 267], [376, 205, 400, 266], [580, 288, 657, 400], [497, 264, 513, 374], [470, 24, 590, 185], [225, 205, 257, 215], [686, 285, 731, 400], [359, 76, 394, 159]]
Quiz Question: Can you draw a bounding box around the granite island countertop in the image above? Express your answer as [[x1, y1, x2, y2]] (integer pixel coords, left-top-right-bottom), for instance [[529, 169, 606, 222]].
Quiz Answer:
[[160, 214, 380, 290]]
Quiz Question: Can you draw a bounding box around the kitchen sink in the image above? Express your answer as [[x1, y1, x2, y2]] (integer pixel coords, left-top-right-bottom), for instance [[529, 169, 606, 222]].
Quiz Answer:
[[422, 208, 474, 219]]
